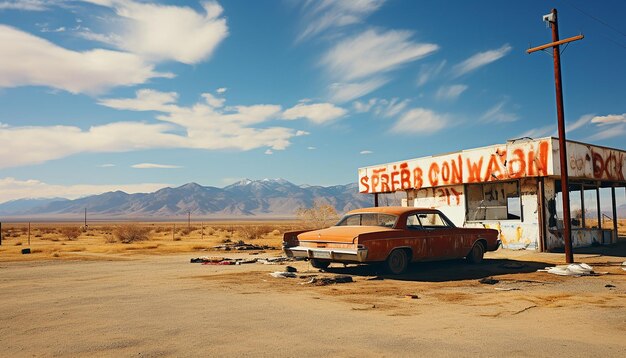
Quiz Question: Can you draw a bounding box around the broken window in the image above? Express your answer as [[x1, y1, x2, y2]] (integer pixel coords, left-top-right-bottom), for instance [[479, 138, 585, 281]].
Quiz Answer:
[[466, 180, 521, 221]]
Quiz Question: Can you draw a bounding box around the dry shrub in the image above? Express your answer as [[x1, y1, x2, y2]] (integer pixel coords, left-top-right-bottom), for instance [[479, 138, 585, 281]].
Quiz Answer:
[[60, 226, 82, 241], [296, 201, 340, 229], [236, 225, 273, 240], [114, 225, 150, 244], [179, 227, 193, 236]]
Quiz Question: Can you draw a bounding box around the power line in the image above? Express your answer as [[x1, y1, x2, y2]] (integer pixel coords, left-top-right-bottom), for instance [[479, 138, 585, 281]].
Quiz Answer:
[[565, 1, 626, 38]]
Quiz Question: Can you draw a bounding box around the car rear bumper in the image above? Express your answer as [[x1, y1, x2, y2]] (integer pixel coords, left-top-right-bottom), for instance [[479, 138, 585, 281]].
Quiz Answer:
[[284, 246, 368, 263]]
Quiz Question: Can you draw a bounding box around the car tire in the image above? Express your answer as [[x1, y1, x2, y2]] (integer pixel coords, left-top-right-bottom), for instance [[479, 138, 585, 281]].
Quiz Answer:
[[385, 249, 408, 275], [310, 259, 330, 270], [467, 242, 485, 264]]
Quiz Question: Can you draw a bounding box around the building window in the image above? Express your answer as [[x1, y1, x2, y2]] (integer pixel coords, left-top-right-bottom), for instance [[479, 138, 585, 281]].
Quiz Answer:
[[466, 181, 521, 221]]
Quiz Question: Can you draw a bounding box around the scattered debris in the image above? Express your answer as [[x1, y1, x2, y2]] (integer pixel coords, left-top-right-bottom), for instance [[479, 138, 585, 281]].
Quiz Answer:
[[494, 287, 521, 291], [367, 276, 384, 281], [623, 261, 626, 271], [302, 275, 354, 286], [190, 256, 257, 265], [257, 257, 297, 265], [404, 294, 419, 299], [538, 263, 604, 276], [605, 284, 616, 288], [479, 277, 499, 285], [285, 266, 297, 273], [213, 240, 274, 251], [270, 271, 297, 278]]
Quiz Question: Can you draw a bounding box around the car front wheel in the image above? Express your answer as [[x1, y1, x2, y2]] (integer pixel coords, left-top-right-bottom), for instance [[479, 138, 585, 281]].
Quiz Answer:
[[385, 249, 408, 275]]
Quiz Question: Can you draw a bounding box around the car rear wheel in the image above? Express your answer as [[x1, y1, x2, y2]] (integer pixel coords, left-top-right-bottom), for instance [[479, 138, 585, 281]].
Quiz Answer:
[[467, 242, 485, 264], [385, 249, 408, 275], [310, 259, 330, 270]]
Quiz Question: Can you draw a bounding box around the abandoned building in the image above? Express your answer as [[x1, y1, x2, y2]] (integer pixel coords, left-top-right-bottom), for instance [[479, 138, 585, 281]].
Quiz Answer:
[[358, 137, 626, 251]]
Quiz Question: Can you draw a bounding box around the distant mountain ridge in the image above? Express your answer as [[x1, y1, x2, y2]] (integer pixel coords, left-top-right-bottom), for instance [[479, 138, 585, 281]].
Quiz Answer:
[[0, 179, 387, 219]]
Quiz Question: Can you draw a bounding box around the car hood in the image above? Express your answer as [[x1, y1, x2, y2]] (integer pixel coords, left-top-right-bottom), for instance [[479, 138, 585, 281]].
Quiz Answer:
[[298, 226, 396, 243]]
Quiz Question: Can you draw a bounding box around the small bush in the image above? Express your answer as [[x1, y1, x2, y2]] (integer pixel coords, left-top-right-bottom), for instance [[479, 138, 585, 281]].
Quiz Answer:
[[114, 225, 150, 244], [236, 225, 273, 240], [60, 227, 82, 241]]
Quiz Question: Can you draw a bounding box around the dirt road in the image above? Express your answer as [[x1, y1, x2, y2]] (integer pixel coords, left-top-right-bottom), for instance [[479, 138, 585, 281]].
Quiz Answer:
[[1, 250, 625, 357]]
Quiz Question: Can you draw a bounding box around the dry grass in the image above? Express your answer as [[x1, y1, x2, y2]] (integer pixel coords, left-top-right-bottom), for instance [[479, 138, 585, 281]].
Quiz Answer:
[[0, 220, 303, 261]]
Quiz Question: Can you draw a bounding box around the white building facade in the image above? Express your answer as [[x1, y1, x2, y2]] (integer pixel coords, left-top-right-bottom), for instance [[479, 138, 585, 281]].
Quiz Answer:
[[358, 137, 626, 251]]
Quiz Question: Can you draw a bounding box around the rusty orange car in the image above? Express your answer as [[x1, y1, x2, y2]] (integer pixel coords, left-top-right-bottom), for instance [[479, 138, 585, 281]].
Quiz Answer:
[[283, 206, 500, 274]]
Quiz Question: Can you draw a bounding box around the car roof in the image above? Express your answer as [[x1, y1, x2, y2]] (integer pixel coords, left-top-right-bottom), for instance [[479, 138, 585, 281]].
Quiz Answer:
[[345, 206, 434, 216]]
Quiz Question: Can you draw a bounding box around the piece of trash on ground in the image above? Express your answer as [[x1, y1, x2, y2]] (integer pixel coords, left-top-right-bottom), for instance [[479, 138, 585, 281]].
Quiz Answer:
[[538, 263, 605, 276], [404, 294, 419, 299], [213, 240, 274, 251], [479, 277, 499, 285], [270, 271, 297, 278], [494, 287, 521, 291], [302, 275, 353, 286], [605, 284, 616, 288]]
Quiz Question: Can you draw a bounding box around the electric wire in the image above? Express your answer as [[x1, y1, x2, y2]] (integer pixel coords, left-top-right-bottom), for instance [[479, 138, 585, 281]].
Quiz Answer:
[[564, 1, 626, 38]]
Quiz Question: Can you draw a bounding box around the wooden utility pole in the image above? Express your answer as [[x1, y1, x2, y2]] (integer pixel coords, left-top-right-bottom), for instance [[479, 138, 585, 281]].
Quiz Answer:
[[527, 9, 583, 263]]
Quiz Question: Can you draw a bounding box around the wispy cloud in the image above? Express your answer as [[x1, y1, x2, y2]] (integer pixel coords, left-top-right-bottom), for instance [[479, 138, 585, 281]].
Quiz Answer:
[[0, 25, 172, 94], [416, 60, 446, 87], [480, 100, 519, 123], [591, 113, 626, 125], [264, 149, 273, 155], [390, 108, 448, 135], [566, 114, 593, 132], [516, 125, 554, 139], [353, 97, 410, 118], [585, 124, 626, 141], [0, 0, 48, 11], [132, 163, 182, 169], [307, 146, 316, 150], [435, 84, 468, 101], [322, 29, 437, 102], [283, 102, 347, 124], [0, 177, 169, 203], [81, 0, 228, 64], [452, 44, 511, 77], [98, 163, 115, 168], [297, 0, 385, 41], [360, 150, 373, 155], [216, 87, 227, 94]]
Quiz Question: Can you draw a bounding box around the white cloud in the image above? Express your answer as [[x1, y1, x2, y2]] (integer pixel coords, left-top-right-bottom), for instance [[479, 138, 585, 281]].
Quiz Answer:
[[0, 121, 184, 169], [0, 177, 169, 203], [591, 113, 626, 126], [98, 89, 179, 112], [390, 108, 448, 134], [98, 163, 115, 167], [566, 114, 594, 132], [480, 101, 519, 123], [82, 0, 228, 64], [453, 44, 512, 77], [307, 146, 316, 150], [416, 60, 446, 87], [264, 149, 274, 155], [131, 163, 181, 169], [328, 79, 388, 103], [40, 26, 66, 33], [353, 97, 410, 118], [516, 125, 555, 139], [283, 102, 347, 124], [360, 150, 373, 155], [0, 25, 172, 94], [0, 0, 48, 11], [201, 92, 226, 108], [435, 84, 468, 101], [322, 29, 438, 82], [295, 130, 309, 136], [585, 124, 626, 141], [216, 87, 227, 94], [297, 0, 385, 41], [322, 29, 437, 101]]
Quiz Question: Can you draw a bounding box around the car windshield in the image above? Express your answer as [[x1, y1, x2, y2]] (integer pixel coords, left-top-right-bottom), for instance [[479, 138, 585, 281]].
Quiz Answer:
[[336, 213, 397, 228]]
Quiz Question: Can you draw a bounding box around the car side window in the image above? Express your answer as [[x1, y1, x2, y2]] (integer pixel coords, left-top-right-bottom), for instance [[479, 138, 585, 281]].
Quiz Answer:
[[418, 212, 450, 228], [406, 214, 422, 230]]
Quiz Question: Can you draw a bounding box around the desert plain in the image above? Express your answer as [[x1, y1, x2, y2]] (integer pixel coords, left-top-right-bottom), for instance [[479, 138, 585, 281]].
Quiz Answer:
[[1, 221, 625, 357]]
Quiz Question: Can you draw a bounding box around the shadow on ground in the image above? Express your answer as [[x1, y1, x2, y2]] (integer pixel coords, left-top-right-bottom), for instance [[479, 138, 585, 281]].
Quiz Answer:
[[324, 258, 553, 282]]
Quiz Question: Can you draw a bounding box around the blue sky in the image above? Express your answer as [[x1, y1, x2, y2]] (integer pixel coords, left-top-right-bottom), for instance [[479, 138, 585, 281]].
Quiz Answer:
[[0, 0, 624, 203]]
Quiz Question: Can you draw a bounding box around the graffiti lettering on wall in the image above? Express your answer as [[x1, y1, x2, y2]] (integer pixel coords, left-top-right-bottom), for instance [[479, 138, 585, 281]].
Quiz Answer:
[[359, 140, 550, 193], [592, 150, 624, 181]]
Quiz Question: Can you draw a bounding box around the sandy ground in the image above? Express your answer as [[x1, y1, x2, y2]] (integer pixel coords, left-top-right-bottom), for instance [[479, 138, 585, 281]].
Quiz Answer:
[[1, 247, 625, 357]]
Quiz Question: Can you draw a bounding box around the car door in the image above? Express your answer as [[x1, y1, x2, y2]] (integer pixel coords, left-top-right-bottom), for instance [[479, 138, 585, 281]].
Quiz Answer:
[[417, 212, 457, 260], [403, 214, 429, 261]]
